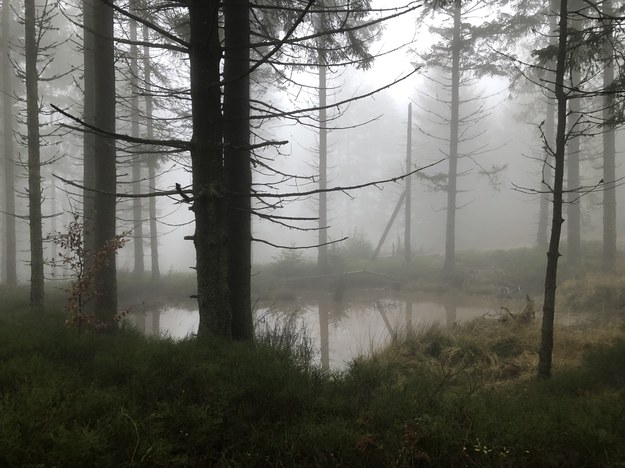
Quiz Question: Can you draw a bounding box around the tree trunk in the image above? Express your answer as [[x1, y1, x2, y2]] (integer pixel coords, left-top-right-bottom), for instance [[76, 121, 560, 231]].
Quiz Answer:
[[537, 102, 554, 248], [129, 0, 144, 276], [538, 0, 568, 380], [25, 0, 44, 309], [83, 0, 96, 266], [143, 23, 160, 281], [537, 0, 558, 249], [92, 0, 118, 324], [566, 68, 581, 265], [602, 0, 616, 271], [188, 0, 231, 339], [404, 103, 412, 263], [1, 0, 17, 287], [444, 3, 461, 278], [224, 0, 253, 340], [50, 176, 57, 277], [317, 47, 329, 274]]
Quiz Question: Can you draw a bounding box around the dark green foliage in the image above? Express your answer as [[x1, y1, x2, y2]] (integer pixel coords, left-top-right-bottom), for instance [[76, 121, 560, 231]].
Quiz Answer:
[[1, 304, 625, 466]]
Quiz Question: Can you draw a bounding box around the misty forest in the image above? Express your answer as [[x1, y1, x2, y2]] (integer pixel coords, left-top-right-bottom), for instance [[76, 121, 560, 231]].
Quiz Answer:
[[3, 0, 625, 465]]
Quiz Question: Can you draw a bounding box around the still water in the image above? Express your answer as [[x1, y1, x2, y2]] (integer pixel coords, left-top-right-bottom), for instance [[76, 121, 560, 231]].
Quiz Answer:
[[127, 292, 498, 370]]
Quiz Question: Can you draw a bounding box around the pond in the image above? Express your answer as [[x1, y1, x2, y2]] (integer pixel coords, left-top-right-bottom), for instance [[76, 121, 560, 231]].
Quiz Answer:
[[127, 290, 520, 370]]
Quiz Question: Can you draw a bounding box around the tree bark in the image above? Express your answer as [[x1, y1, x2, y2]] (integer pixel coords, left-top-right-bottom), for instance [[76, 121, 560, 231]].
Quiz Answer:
[[224, 0, 253, 340], [538, 0, 559, 250], [1, 0, 17, 287], [537, 101, 554, 248], [444, 3, 461, 278], [566, 67, 581, 265], [189, 0, 231, 339], [317, 46, 329, 274], [404, 103, 412, 263], [92, 0, 118, 324], [602, 0, 616, 271], [129, 0, 144, 276], [143, 23, 160, 280], [83, 0, 96, 266], [25, 0, 44, 308], [538, 0, 568, 380]]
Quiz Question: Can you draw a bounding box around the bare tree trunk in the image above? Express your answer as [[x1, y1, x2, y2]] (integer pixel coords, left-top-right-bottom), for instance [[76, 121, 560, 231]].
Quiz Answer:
[[129, 0, 144, 276], [189, 0, 231, 339], [404, 103, 412, 263], [1, 0, 16, 287], [538, 0, 568, 380], [537, 0, 558, 249], [566, 68, 581, 265], [142, 23, 160, 281], [50, 176, 57, 277], [92, 0, 118, 324], [602, 0, 616, 270], [224, 0, 253, 340], [537, 106, 554, 248], [25, 0, 44, 308], [83, 0, 96, 264], [444, 3, 461, 278], [318, 47, 329, 274]]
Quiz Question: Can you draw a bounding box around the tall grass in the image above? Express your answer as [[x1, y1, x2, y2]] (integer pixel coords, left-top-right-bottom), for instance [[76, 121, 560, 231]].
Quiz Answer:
[[1, 297, 625, 466]]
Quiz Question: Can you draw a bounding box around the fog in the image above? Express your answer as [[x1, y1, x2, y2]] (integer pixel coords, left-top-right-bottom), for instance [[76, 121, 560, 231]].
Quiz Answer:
[[0, 1, 621, 283]]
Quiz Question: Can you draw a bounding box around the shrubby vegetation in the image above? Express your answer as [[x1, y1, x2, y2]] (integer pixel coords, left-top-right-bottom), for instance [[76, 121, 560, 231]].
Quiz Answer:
[[1, 285, 625, 466]]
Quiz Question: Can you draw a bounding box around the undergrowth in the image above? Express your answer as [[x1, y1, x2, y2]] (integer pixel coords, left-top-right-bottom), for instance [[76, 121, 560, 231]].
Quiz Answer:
[[1, 305, 625, 466]]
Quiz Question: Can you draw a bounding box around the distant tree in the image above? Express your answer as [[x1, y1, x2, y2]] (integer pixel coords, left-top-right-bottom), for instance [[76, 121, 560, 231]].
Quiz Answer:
[[417, 0, 507, 278], [564, 0, 587, 266], [602, 0, 616, 270], [313, 1, 376, 274], [24, 0, 44, 308], [536, 0, 558, 249], [142, 22, 160, 280], [1, 0, 17, 287], [128, 0, 144, 276]]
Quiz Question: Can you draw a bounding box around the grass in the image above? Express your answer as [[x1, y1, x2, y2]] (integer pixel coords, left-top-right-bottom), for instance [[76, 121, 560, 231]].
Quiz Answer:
[[2, 294, 625, 466]]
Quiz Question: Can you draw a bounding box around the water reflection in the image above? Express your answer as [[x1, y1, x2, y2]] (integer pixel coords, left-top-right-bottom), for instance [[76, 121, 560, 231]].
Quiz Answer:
[[127, 293, 488, 370]]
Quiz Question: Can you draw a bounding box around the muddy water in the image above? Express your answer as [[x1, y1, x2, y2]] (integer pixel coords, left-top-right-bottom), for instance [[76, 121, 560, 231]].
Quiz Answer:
[[127, 291, 512, 370]]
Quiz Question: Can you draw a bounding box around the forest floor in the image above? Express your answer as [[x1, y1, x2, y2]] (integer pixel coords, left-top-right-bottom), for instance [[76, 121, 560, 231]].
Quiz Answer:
[[1, 283, 625, 466], [2, 245, 625, 466]]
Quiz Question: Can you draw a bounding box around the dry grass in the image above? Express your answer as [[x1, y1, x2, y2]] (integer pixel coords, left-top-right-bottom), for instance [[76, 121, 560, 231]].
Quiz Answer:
[[376, 310, 625, 388]]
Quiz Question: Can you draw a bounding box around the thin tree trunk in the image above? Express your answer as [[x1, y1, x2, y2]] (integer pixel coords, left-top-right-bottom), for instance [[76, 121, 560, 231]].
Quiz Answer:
[[537, 0, 558, 249], [25, 0, 44, 308], [1, 0, 16, 287], [566, 68, 581, 265], [404, 103, 412, 263], [50, 176, 57, 277], [602, 0, 616, 270], [129, 0, 144, 276], [538, 0, 568, 380], [444, 3, 461, 278], [224, 0, 253, 340], [537, 105, 554, 248], [318, 47, 329, 273], [189, 0, 231, 339], [83, 0, 96, 264], [142, 23, 160, 280], [319, 299, 330, 370], [92, 0, 118, 324]]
